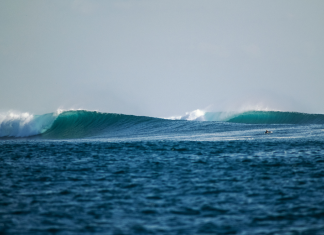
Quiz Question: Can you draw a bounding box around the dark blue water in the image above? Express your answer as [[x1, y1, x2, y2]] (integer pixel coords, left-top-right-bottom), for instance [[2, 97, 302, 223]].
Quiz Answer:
[[1, 111, 324, 234]]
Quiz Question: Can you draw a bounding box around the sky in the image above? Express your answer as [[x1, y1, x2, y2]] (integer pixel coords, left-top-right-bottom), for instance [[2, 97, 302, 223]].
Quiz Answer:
[[0, 0, 323, 117]]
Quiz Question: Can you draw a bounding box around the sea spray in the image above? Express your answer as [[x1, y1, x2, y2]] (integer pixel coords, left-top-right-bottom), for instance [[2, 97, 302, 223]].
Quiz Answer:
[[0, 111, 58, 137], [169, 109, 324, 124], [167, 109, 206, 121]]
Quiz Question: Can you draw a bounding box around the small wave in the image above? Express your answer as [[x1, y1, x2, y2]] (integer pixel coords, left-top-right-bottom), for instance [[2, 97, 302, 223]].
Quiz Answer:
[[225, 111, 324, 124], [176, 109, 324, 124]]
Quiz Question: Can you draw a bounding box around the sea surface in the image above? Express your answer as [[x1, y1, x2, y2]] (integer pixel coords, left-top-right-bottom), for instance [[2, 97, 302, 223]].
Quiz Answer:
[[1, 110, 324, 234]]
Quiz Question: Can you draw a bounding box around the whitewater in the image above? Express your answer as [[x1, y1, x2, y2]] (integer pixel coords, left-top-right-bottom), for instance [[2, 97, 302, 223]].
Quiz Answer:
[[1, 109, 324, 234]]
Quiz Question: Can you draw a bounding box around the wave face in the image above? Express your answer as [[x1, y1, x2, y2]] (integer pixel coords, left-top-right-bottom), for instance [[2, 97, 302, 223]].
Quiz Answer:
[[1, 110, 324, 139], [42, 110, 164, 139]]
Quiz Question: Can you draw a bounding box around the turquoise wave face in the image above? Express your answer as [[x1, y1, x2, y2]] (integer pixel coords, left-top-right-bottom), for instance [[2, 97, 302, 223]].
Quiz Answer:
[[41, 110, 164, 139]]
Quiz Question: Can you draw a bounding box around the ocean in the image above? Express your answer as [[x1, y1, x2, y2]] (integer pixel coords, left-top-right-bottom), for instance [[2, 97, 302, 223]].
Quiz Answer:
[[1, 110, 324, 234]]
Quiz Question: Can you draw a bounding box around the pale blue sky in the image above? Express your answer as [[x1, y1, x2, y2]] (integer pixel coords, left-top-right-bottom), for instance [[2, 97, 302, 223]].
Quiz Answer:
[[1, 0, 323, 116]]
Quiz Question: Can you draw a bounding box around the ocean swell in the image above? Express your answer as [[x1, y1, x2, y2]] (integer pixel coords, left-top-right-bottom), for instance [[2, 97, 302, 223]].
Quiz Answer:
[[206, 111, 324, 124]]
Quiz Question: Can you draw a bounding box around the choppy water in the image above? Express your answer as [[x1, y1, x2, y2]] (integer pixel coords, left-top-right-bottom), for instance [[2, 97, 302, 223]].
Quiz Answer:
[[1, 110, 324, 234]]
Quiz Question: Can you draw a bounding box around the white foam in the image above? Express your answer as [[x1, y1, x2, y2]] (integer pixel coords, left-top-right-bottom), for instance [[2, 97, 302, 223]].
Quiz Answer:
[[166, 109, 206, 121], [165, 104, 282, 122], [0, 111, 58, 137]]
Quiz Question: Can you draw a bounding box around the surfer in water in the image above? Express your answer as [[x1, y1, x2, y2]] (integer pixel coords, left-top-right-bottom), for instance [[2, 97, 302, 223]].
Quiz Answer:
[[265, 130, 271, 134]]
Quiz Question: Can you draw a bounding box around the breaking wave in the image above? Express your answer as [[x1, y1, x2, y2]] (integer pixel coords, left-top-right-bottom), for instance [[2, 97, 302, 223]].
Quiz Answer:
[[222, 111, 324, 124], [174, 109, 324, 124], [0, 111, 58, 137]]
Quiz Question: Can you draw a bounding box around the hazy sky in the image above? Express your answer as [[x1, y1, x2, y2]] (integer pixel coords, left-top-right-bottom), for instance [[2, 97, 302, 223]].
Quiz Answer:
[[1, 0, 323, 116]]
